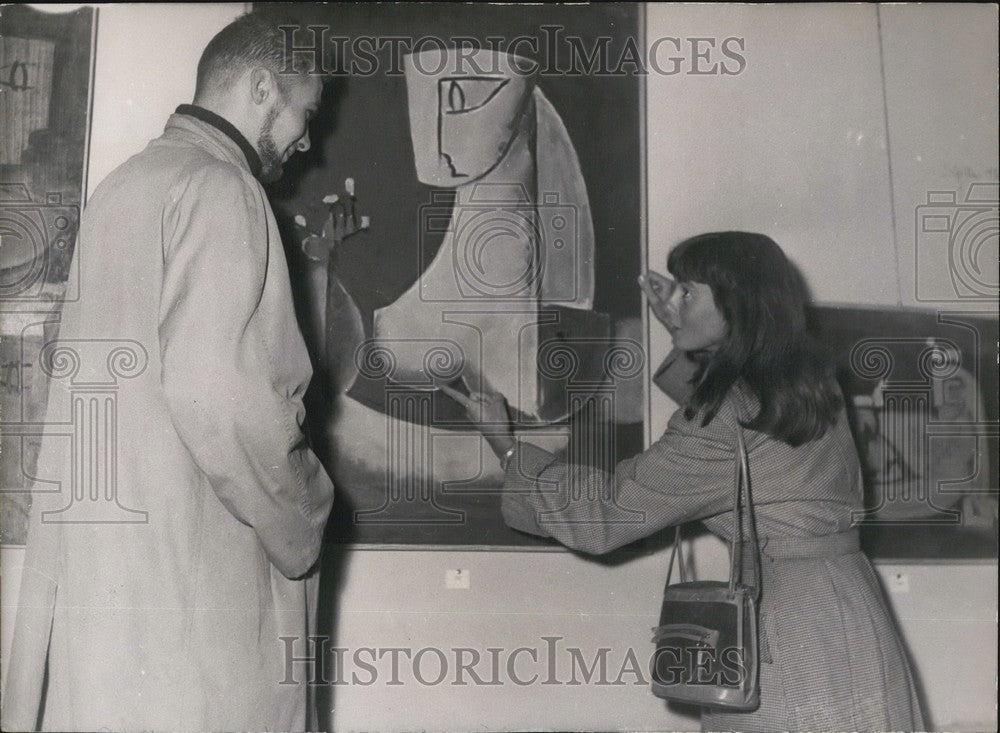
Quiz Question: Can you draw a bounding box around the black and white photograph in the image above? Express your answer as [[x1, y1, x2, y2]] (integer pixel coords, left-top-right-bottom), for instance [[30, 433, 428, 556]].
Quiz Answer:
[[1, 3, 997, 732]]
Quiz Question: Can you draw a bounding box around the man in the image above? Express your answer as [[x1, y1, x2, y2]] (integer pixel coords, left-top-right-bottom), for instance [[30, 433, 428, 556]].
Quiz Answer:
[[2, 14, 334, 732]]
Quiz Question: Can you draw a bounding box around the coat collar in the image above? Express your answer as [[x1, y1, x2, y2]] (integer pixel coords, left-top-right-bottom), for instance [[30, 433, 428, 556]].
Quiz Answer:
[[165, 108, 263, 179]]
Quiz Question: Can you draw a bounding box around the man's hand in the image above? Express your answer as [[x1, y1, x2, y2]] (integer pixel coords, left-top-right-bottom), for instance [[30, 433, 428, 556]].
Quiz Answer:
[[296, 177, 370, 262]]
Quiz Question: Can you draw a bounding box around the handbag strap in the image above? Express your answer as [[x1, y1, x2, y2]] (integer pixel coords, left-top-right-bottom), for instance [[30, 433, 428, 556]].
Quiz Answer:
[[728, 423, 761, 598], [663, 421, 761, 597], [665, 525, 687, 587]]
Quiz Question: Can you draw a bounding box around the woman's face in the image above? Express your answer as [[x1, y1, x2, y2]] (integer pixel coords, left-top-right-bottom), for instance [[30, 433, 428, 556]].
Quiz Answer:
[[664, 280, 728, 351]]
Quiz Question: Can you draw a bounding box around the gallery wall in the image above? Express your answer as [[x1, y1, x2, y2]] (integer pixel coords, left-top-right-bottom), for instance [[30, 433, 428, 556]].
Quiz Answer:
[[84, 3, 250, 197], [1, 4, 997, 731]]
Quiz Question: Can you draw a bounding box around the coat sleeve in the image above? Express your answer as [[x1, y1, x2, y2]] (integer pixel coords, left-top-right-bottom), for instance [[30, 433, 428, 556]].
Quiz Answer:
[[501, 405, 740, 554], [157, 164, 334, 579]]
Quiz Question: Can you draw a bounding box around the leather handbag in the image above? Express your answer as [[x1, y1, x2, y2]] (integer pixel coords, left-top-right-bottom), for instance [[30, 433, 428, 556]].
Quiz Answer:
[[650, 423, 761, 710]]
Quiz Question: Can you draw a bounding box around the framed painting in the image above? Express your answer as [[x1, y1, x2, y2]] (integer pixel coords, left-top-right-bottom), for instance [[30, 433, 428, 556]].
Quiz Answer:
[[259, 3, 647, 546], [0, 4, 97, 545], [807, 306, 998, 560]]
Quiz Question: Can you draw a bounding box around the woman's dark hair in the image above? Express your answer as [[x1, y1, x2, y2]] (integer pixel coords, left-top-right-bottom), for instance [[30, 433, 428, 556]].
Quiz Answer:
[[667, 231, 841, 446]]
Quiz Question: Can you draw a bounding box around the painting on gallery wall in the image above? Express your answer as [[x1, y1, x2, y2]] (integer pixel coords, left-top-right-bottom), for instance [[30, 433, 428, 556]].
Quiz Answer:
[[807, 306, 998, 559], [0, 5, 97, 545], [258, 2, 648, 546]]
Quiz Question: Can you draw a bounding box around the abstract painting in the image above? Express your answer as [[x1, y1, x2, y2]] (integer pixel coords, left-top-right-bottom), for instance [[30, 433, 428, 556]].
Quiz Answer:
[[262, 3, 645, 545], [808, 306, 998, 559]]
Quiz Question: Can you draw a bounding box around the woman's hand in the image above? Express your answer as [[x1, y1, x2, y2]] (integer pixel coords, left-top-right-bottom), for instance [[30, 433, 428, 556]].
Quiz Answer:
[[439, 376, 515, 459], [638, 270, 676, 329]]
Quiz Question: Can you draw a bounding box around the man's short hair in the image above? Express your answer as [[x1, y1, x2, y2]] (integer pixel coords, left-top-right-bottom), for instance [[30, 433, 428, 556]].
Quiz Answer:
[[195, 12, 309, 97]]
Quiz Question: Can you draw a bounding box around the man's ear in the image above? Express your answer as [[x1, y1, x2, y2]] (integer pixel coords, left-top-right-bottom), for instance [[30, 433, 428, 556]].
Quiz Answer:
[[249, 67, 275, 105]]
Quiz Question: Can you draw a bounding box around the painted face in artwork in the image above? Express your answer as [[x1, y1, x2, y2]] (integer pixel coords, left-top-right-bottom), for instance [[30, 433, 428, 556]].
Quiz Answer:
[[664, 280, 729, 352], [404, 48, 537, 185]]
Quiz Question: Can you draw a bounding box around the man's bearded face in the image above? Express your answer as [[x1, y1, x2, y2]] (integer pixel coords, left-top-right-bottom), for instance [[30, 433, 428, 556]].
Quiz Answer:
[[257, 103, 283, 184]]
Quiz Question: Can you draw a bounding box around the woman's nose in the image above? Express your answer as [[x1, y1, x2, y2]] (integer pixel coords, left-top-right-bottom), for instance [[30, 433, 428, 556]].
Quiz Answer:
[[296, 131, 311, 153]]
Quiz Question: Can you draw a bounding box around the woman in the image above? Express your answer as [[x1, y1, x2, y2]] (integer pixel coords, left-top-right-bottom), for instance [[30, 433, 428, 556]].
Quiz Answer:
[[443, 232, 924, 732]]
